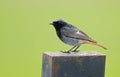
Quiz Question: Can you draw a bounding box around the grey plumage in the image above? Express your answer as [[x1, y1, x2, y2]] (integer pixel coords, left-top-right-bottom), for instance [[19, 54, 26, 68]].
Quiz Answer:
[[50, 19, 107, 53]]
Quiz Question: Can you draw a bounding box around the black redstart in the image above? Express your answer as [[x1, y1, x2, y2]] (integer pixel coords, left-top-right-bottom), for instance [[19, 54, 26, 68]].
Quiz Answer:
[[50, 19, 107, 53]]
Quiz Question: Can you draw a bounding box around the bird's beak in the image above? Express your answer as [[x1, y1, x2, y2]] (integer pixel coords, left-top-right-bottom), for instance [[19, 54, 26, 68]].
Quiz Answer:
[[49, 23, 53, 25]]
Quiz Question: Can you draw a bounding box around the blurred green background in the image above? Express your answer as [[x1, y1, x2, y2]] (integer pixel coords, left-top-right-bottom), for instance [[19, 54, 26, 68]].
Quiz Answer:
[[0, 0, 120, 77]]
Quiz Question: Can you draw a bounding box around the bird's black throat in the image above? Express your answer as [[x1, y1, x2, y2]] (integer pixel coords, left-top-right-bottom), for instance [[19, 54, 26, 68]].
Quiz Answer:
[[53, 25, 64, 31], [56, 30, 62, 39]]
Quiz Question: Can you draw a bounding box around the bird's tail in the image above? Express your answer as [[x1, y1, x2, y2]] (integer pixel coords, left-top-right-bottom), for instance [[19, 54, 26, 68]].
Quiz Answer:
[[89, 42, 107, 50], [83, 40, 107, 50]]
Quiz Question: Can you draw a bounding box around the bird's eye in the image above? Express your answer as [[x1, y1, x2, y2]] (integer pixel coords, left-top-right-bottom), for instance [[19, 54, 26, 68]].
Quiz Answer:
[[53, 21, 59, 24]]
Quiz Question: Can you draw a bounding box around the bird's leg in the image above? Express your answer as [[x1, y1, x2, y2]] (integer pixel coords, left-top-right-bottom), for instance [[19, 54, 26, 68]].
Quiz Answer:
[[66, 45, 77, 53], [72, 45, 80, 52]]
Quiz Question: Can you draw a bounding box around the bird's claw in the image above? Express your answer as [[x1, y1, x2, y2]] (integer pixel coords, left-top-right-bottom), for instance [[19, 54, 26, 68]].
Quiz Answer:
[[60, 50, 79, 53], [71, 50, 79, 52], [60, 51, 71, 53]]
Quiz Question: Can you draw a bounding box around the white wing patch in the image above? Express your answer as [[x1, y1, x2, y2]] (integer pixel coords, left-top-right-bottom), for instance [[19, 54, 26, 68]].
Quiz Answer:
[[76, 31, 85, 36]]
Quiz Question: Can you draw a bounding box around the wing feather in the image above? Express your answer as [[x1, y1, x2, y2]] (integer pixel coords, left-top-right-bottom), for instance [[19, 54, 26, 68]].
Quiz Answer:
[[61, 24, 96, 42]]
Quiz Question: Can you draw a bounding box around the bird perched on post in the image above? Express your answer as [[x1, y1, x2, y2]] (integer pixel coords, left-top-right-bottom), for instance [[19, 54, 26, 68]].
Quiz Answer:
[[50, 19, 107, 53]]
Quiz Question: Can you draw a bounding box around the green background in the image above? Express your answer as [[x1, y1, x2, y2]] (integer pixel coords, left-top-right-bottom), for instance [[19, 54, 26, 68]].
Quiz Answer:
[[0, 0, 120, 77]]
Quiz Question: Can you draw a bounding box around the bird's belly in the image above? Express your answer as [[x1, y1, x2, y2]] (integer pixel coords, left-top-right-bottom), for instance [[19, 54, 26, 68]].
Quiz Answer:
[[60, 35, 82, 46]]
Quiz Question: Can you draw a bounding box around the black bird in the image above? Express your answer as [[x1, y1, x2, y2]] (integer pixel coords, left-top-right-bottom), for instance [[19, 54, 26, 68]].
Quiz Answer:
[[50, 19, 107, 53]]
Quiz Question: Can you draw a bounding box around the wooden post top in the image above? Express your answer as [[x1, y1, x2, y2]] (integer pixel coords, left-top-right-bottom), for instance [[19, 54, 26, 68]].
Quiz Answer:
[[43, 51, 106, 57]]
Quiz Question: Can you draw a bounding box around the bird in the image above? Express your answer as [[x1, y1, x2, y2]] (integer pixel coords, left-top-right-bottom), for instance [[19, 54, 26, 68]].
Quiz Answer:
[[50, 19, 107, 53]]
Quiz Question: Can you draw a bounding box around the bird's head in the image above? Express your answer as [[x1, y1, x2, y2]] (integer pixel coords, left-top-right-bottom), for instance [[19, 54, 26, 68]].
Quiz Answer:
[[50, 19, 67, 30]]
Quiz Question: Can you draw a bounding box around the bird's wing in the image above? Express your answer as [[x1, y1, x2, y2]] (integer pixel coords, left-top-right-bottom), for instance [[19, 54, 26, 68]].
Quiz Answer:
[[61, 24, 96, 42]]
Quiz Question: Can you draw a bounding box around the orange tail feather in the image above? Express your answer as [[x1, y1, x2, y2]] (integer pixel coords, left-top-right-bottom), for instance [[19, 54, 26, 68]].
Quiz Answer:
[[89, 42, 107, 50], [83, 40, 107, 50]]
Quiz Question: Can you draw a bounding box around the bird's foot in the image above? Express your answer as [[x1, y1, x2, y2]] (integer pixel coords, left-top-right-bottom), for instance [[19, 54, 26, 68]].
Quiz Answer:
[[60, 51, 71, 53], [71, 50, 79, 52]]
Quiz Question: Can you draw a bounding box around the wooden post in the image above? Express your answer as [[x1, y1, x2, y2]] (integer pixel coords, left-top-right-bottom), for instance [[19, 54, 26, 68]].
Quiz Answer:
[[42, 52, 106, 77]]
